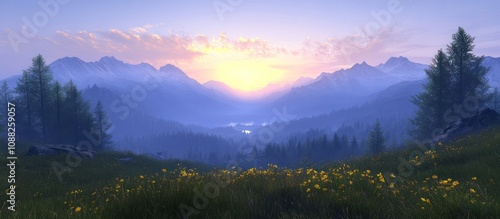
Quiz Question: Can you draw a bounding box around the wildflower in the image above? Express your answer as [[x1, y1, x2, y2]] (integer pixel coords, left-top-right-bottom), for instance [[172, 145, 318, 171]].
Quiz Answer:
[[420, 197, 431, 204], [452, 181, 459, 187], [389, 183, 394, 189], [314, 184, 321, 189], [390, 173, 396, 179], [306, 188, 311, 193], [119, 179, 124, 183], [152, 180, 156, 184], [162, 169, 167, 173], [439, 180, 449, 185], [471, 177, 477, 181], [75, 207, 82, 213], [140, 175, 145, 179], [438, 142, 443, 146], [470, 188, 476, 194], [116, 184, 121, 189], [432, 175, 438, 180]]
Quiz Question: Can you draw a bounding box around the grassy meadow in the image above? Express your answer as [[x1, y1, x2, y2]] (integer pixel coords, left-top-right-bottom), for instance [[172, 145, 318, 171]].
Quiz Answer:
[[1, 128, 500, 218]]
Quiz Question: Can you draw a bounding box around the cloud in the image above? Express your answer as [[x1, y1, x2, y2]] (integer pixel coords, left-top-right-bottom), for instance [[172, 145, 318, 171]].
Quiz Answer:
[[189, 33, 287, 58], [299, 26, 406, 65], [34, 27, 288, 68]]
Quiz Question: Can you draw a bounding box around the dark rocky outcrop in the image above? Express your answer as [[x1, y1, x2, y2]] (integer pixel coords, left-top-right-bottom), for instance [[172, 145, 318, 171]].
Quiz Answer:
[[26, 144, 96, 159], [437, 108, 500, 142]]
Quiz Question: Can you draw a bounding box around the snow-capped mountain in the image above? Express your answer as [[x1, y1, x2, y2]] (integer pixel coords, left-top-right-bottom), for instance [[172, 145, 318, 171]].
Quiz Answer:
[[376, 56, 428, 81], [49, 56, 159, 90]]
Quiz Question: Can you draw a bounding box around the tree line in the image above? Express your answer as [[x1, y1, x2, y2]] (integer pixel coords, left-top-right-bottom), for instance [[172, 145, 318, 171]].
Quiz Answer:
[[232, 119, 386, 168], [0, 55, 112, 150]]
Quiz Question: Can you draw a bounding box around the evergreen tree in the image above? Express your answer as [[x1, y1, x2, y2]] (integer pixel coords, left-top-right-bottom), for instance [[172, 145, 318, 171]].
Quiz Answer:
[[333, 133, 341, 151], [0, 81, 13, 120], [368, 120, 385, 155], [93, 100, 113, 150], [350, 136, 358, 150], [447, 27, 490, 106], [489, 87, 500, 112], [28, 55, 53, 142], [14, 71, 37, 140], [412, 27, 491, 140], [411, 50, 453, 139], [49, 81, 64, 143], [62, 81, 94, 144], [340, 134, 349, 150]]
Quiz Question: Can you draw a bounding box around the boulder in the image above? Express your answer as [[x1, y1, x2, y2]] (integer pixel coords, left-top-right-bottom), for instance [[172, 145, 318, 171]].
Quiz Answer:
[[436, 108, 500, 142], [26, 144, 96, 159]]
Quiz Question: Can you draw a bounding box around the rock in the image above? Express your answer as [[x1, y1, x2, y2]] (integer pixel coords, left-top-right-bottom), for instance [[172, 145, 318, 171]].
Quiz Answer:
[[26, 144, 96, 159], [436, 108, 500, 142]]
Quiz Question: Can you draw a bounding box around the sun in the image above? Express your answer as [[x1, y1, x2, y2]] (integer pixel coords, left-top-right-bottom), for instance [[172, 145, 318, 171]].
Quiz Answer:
[[215, 60, 283, 92]]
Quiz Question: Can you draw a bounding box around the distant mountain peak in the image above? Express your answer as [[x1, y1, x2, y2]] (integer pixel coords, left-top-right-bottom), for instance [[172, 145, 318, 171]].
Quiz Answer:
[[351, 61, 377, 72], [384, 56, 410, 66], [54, 56, 84, 64], [98, 56, 124, 65], [159, 64, 183, 73]]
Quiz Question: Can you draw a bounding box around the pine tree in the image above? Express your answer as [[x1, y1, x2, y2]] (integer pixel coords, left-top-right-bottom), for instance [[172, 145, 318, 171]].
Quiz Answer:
[[28, 55, 53, 142], [368, 120, 385, 155], [14, 71, 37, 140], [447, 27, 490, 106], [49, 81, 64, 143], [350, 136, 358, 150], [0, 81, 13, 118], [93, 100, 113, 150], [489, 87, 500, 112], [411, 50, 453, 139], [333, 133, 341, 151], [62, 81, 94, 144], [412, 27, 491, 140], [340, 134, 349, 150]]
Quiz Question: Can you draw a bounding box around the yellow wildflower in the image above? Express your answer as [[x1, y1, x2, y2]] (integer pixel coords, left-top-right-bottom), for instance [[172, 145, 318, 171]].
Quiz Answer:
[[420, 197, 430, 204], [162, 169, 167, 173], [75, 207, 82, 213], [470, 188, 476, 194], [140, 175, 145, 179], [471, 177, 477, 181], [432, 175, 438, 180]]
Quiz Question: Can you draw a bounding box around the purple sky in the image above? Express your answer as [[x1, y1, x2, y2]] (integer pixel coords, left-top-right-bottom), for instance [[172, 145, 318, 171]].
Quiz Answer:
[[1, 0, 499, 91]]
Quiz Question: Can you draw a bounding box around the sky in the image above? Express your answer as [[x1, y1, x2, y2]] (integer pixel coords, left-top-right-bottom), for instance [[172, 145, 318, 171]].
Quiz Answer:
[[1, 0, 499, 91]]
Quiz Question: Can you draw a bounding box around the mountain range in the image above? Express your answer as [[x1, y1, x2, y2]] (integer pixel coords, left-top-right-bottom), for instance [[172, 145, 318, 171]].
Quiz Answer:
[[3, 55, 499, 139]]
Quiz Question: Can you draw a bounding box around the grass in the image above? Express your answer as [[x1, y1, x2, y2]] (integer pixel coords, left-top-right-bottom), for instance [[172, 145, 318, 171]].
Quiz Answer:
[[1, 127, 500, 218]]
